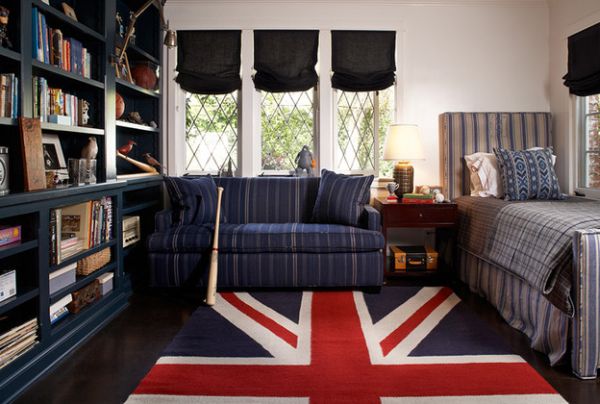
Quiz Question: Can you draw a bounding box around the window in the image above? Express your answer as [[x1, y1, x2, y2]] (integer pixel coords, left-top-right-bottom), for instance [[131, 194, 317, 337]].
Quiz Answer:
[[335, 87, 394, 176], [185, 92, 239, 174], [581, 94, 600, 188], [261, 90, 316, 172]]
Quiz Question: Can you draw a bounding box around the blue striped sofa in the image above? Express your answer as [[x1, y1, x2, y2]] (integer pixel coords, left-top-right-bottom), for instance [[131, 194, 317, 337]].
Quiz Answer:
[[148, 177, 385, 288]]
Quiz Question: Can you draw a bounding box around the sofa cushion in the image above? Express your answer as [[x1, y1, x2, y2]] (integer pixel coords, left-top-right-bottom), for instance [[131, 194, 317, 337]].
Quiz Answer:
[[165, 176, 221, 225], [312, 169, 374, 226], [218, 223, 384, 253], [213, 177, 320, 224], [148, 225, 213, 253]]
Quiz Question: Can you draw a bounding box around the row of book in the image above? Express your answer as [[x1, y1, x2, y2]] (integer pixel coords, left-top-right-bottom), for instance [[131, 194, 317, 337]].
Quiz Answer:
[[0, 74, 19, 119], [33, 76, 88, 126], [0, 319, 38, 370], [49, 197, 113, 266], [33, 7, 93, 79], [400, 193, 434, 204]]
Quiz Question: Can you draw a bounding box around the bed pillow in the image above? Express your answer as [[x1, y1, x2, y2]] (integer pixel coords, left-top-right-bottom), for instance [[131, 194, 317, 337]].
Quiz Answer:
[[464, 152, 503, 198], [493, 147, 564, 201], [311, 169, 373, 226], [164, 176, 221, 225]]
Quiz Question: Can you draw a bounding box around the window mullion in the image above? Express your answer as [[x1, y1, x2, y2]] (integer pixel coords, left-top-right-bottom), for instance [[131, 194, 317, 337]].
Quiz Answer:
[[373, 91, 380, 176]]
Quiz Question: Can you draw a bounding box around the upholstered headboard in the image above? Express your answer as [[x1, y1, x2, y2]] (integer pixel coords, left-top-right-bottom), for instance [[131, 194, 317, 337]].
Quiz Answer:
[[439, 112, 552, 200]]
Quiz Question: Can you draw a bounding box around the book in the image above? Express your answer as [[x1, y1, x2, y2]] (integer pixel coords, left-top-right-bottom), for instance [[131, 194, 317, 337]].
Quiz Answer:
[[401, 193, 434, 200], [0, 226, 21, 247], [49, 294, 73, 323], [61, 201, 92, 250], [401, 198, 434, 204]]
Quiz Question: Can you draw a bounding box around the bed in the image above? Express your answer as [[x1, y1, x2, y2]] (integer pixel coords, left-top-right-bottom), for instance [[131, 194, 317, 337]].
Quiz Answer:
[[440, 112, 600, 379]]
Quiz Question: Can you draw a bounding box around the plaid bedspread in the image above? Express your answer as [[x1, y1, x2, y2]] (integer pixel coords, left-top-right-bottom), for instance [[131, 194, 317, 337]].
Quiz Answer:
[[456, 196, 600, 315]]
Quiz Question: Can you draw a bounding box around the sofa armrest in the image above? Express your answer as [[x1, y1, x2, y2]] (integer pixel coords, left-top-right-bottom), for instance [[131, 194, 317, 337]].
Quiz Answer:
[[155, 209, 173, 232], [360, 205, 381, 231]]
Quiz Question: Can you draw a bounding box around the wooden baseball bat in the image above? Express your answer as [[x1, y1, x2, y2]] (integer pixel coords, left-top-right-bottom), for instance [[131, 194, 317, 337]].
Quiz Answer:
[[205, 187, 224, 306], [116, 151, 158, 174]]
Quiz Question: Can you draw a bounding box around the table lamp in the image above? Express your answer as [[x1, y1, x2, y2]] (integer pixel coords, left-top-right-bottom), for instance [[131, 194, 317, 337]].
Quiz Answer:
[[383, 124, 425, 198]]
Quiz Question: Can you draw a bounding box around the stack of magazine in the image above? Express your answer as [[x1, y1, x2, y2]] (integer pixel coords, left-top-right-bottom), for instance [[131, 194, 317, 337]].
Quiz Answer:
[[0, 319, 38, 369]]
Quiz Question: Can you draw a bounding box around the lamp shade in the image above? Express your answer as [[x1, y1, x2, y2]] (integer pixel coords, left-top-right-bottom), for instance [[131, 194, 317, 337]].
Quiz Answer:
[[383, 124, 425, 161]]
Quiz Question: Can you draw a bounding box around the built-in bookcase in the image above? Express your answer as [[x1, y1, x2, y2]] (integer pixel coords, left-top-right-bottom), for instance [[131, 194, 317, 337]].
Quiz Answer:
[[0, 1, 164, 401]]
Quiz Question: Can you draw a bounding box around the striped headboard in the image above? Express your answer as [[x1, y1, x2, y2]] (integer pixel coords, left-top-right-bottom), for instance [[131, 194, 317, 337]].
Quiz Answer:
[[439, 112, 552, 200]]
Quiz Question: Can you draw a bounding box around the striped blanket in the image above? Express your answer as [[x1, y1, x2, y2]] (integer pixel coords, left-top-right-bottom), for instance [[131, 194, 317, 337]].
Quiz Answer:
[[456, 196, 600, 315]]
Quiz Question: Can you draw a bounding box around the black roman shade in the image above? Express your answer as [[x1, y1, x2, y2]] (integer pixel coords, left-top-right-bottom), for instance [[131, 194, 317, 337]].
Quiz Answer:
[[175, 30, 241, 94], [563, 22, 600, 97], [331, 31, 396, 92], [253, 30, 319, 92]]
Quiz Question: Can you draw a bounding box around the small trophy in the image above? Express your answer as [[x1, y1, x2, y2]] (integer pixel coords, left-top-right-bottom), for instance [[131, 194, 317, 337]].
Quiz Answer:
[[386, 182, 399, 201]]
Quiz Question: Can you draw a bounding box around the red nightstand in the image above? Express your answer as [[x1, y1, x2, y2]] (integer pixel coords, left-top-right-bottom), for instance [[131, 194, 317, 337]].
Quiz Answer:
[[373, 198, 458, 277]]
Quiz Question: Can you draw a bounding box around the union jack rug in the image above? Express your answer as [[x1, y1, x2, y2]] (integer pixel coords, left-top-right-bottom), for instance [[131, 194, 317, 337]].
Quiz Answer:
[[127, 287, 566, 403]]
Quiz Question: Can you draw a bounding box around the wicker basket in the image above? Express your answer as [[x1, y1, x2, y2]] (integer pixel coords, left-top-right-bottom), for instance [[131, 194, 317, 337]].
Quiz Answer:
[[76, 248, 111, 276]]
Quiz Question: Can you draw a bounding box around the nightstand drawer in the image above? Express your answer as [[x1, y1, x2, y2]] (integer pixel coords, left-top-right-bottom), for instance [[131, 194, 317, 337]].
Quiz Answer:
[[385, 205, 457, 227]]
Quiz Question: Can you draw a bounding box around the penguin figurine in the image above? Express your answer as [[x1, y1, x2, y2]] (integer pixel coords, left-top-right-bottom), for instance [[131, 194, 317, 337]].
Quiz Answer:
[[295, 145, 313, 176]]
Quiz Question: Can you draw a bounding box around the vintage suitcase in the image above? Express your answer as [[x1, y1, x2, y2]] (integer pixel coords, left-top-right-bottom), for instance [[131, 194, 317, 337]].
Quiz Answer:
[[67, 280, 101, 314], [389, 245, 438, 272]]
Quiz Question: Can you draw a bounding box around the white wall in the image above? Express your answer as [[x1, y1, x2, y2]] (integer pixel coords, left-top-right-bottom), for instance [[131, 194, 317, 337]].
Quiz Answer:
[[164, 0, 549, 185], [548, 0, 600, 194]]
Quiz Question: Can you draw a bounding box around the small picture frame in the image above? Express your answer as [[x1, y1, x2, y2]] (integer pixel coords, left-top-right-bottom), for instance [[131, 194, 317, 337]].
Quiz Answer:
[[61, 3, 77, 22], [42, 134, 68, 184]]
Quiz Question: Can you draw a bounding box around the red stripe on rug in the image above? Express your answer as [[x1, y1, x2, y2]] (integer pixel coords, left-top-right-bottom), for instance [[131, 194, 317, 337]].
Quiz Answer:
[[380, 287, 454, 356], [220, 292, 298, 348]]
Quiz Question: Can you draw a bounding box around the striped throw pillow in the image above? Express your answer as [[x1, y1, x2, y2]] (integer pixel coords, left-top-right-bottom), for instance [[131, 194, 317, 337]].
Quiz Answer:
[[494, 147, 564, 201], [165, 176, 221, 225], [311, 169, 374, 226]]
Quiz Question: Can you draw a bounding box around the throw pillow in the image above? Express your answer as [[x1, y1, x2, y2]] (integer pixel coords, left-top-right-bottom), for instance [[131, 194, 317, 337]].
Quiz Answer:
[[464, 152, 503, 198], [493, 147, 564, 201], [164, 176, 221, 225], [311, 169, 374, 226]]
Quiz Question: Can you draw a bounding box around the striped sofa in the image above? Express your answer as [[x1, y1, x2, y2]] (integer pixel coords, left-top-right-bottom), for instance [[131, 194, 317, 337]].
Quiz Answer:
[[148, 177, 385, 289]]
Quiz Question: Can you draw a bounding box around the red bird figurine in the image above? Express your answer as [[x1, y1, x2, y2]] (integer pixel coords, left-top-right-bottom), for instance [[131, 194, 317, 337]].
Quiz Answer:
[[142, 153, 161, 168], [117, 140, 136, 156]]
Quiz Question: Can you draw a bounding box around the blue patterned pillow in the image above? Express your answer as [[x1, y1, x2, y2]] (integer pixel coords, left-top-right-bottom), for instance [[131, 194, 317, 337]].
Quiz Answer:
[[165, 176, 222, 225], [311, 169, 374, 226], [493, 147, 564, 201]]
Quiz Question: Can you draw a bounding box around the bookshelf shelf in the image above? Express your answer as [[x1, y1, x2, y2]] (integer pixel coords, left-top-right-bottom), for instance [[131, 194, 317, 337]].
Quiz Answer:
[[40, 122, 105, 135], [49, 239, 117, 273], [31, 0, 105, 43], [0, 240, 39, 261], [0, 117, 18, 127], [49, 262, 117, 305], [32, 60, 104, 89], [116, 120, 160, 133], [123, 200, 159, 215], [50, 290, 125, 338], [0, 47, 21, 62], [116, 78, 160, 98], [128, 44, 160, 65], [0, 289, 39, 317]]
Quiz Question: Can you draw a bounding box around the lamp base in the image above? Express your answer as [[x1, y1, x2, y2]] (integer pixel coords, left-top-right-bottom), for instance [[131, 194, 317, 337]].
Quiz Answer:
[[393, 161, 414, 198]]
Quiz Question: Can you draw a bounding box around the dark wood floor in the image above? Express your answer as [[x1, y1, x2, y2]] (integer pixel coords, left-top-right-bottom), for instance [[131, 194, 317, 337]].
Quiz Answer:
[[15, 280, 600, 404]]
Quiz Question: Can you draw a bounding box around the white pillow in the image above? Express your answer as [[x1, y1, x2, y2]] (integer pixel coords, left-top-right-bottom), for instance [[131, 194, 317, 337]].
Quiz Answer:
[[464, 152, 503, 198]]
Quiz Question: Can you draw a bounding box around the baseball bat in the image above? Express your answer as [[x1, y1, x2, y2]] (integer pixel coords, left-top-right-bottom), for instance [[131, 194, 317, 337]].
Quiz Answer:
[[205, 186, 224, 306], [116, 151, 158, 174]]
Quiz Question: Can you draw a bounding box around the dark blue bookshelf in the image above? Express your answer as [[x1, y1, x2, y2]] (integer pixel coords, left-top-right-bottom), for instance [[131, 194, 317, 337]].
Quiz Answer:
[[0, 1, 164, 402]]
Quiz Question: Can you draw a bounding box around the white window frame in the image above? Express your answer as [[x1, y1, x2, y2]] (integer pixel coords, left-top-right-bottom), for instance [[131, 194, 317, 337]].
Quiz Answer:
[[259, 88, 320, 176], [166, 29, 403, 178], [576, 94, 600, 199], [183, 91, 242, 176], [333, 88, 395, 177]]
